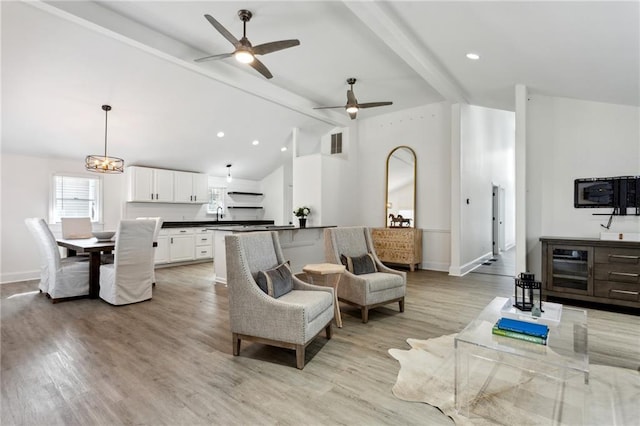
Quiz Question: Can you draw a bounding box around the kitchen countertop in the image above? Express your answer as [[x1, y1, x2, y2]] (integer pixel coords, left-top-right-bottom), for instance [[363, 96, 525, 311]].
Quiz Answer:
[[213, 225, 336, 232], [162, 220, 274, 228]]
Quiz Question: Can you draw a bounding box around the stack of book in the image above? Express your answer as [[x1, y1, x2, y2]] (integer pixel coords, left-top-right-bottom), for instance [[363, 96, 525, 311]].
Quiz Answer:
[[492, 317, 549, 345]]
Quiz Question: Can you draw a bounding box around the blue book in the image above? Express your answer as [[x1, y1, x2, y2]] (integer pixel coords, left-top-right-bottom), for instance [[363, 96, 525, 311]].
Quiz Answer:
[[496, 317, 549, 338]]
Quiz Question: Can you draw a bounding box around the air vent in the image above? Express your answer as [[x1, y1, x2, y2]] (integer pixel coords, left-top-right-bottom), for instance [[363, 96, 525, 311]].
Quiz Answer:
[[331, 132, 342, 154]]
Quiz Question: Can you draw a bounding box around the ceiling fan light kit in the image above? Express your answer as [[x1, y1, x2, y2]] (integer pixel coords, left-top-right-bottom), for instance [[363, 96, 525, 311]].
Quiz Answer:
[[85, 105, 124, 174], [314, 78, 393, 120], [195, 9, 300, 79]]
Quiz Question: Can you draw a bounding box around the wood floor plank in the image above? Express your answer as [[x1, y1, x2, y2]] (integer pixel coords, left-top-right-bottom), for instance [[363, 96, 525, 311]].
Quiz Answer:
[[2, 264, 638, 425]]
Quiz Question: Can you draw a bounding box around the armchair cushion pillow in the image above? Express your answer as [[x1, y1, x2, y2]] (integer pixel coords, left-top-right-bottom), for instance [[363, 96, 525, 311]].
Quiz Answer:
[[256, 262, 293, 298], [340, 253, 377, 275]]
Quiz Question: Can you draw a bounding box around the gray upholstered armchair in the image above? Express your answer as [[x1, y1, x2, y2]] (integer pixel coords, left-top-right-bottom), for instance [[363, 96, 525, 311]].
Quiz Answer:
[[324, 226, 406, 323], [225, 231, 334, 369]]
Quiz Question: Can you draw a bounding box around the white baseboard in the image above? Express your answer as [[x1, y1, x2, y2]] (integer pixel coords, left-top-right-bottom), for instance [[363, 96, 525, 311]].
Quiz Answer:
[[1, 270, 39, 285], [419, 261, 449, 272]]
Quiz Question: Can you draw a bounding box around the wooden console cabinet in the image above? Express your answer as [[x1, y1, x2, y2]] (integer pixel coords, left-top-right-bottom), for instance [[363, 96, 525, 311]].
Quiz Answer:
[[541, 237, 640, 309], [371, 228, 422, 271]]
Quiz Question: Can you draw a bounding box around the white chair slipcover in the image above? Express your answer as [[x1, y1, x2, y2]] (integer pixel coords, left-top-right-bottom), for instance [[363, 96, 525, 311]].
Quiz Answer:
[[99, 220, 155, 305], [24, 218, 90, 301], [61, 217, 93, 239], [136, 217, 163, 285]]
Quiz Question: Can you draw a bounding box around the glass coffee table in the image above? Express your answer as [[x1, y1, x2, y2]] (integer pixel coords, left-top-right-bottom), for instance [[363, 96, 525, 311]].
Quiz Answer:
[[455, 297, 589, 423]]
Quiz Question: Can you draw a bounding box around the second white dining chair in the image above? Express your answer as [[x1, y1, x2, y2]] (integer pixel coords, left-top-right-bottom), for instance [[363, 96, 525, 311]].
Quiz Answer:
[[99, 220, 156, 305], [61, 217, 93, 239]]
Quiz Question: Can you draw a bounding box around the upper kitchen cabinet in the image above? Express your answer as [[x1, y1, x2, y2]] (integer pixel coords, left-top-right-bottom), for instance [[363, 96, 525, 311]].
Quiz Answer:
[[127, 166, 174, 202], [174, 171, 208, 204]]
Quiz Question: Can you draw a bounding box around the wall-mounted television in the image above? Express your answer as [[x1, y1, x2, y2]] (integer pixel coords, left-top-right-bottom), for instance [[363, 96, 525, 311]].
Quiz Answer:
[[574, 176, 640, 215]]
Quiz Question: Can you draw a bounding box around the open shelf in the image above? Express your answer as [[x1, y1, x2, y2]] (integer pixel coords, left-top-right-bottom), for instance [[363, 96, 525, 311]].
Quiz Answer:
[[228, 191, 263, 196], [227, 206, 263, 209]]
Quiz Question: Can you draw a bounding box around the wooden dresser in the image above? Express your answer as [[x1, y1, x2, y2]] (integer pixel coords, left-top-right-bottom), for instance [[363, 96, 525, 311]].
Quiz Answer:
[[540, 237, 640, 309], [371, 228, 422, 271]]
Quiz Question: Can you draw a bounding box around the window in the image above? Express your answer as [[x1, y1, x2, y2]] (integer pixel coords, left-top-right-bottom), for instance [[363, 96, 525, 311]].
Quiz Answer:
[[51, 174, 102, 223], [207, 187, 226, 215], [331, 132, 343, 154]]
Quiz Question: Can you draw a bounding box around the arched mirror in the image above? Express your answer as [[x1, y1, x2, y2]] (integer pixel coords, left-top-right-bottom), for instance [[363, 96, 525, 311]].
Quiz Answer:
[[385, 146, 416, 228]]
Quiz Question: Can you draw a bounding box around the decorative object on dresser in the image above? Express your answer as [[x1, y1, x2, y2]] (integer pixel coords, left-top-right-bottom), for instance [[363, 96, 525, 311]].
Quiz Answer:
[[371, 227, 422, 271], [541, 237, 640, 308], [385, 146, 416, 228]]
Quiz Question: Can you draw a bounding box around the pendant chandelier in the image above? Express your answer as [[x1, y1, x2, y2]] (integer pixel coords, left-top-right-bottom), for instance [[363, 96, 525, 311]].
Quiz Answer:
[[226, 164, 233, 183], [85, 105, 124, 173]]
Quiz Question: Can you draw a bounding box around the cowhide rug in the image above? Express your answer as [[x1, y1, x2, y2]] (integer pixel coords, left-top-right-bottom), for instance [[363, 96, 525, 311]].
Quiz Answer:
[[389, 333, 639, 426]]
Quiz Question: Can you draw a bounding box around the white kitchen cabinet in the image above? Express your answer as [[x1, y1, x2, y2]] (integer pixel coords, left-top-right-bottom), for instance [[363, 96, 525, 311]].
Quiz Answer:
[[155, 234, 170, 264], [168, 228, 195, 262], [127, 166, 174, 202], [194, 228, 214, 259], [174, 171, 209, 204]]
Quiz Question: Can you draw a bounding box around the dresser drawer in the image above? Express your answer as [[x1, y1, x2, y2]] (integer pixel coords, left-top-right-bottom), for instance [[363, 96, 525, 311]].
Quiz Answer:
[[594, 280, 640, 302], [594, 247, 640, 265]]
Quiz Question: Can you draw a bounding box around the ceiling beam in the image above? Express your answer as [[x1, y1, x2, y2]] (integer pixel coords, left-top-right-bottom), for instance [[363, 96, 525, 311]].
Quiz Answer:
[[343, 1, 468, 104], [35, 0, 349, 127]]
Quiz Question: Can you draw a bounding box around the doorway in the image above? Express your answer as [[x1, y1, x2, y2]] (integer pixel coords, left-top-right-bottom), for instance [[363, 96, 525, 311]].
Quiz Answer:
[[492, 185, 505, 255]]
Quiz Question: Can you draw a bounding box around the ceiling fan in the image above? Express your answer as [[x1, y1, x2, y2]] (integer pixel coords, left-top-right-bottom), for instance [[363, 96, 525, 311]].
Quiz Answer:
[[194, 10, 300, 79], [313, 78, 393, 120]]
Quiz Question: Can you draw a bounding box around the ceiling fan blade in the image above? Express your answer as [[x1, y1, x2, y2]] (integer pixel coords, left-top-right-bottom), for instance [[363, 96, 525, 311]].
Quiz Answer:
[[348, 111, 357, 120], [347, 89, 357, 105], [358, 101, 393, 109], [194, 52, 233, 63], [252, 39, 300, 56], [204, 14, 240, 47], [248, 57, 273, 79], [312, 105, 347, 110]]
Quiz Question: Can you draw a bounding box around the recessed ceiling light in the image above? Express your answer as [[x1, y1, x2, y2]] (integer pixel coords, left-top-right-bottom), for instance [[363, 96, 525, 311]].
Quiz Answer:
[[252, 140, 259, 146], [281, 147, 287, 152], [466, 53, 480, 60], [217, 131, 225, 138]]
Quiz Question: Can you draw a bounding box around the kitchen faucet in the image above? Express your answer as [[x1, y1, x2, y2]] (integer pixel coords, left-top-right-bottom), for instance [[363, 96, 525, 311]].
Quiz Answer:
[[216, 206, 224, 221]]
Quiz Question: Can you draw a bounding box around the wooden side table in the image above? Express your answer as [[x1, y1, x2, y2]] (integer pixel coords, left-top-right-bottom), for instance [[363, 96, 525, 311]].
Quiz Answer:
[[303, 263, 346, 328]]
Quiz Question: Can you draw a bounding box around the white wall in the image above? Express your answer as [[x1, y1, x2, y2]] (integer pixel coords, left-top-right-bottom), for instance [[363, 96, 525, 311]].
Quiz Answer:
[[0, 153, 265, 283], [261, 166, 285, 225], [292, 154, 322, 227], [1, 153, 125, 283], [526, 95, 640, 278], [454, 104, 516, 274], [357, 102, 452, 271]]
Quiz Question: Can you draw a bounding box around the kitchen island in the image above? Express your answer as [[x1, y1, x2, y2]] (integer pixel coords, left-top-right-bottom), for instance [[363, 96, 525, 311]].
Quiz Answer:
[[213, 225, 335, 285]]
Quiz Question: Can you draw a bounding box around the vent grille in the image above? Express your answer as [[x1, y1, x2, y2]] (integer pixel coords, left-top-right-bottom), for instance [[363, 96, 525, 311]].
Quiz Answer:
[[331, 132, 342, 154]]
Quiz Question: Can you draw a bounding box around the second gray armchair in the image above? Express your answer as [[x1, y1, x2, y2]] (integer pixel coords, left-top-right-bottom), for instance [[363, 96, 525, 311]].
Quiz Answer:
[[324, 226, 406, 323]]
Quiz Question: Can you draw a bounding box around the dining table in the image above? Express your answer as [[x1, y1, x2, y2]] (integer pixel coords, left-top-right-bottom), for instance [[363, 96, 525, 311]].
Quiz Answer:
[[56, 238, 115, 298]]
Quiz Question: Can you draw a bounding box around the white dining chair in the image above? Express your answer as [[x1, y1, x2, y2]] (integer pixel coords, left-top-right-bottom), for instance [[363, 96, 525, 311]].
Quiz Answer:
[[61, 217, 93, 239], [24, 218, 90, 302], [99, 220, 156, 305], [136, 217, 163, 285]]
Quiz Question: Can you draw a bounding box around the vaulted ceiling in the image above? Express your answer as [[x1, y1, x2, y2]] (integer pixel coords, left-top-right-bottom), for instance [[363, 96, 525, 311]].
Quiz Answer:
[[2, 1, 638, 180]]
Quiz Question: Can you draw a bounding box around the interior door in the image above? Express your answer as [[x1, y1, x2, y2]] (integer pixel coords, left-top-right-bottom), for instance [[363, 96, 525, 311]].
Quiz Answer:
[[492, 185, 505, 255]]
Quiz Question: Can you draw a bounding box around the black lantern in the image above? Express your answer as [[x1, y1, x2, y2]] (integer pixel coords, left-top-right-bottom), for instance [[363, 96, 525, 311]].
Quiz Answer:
[[514, 272, 543, 313]]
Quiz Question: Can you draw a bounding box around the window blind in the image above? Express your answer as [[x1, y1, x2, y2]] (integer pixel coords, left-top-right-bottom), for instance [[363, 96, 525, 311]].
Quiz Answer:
[[53, 175, 100, 222]]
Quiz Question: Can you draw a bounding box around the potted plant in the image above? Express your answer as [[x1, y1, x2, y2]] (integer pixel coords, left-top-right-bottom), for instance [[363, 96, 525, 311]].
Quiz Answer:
[[293, 206, 311, 228]]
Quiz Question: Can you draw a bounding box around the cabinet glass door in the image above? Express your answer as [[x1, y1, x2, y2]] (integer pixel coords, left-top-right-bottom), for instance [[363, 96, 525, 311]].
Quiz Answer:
[[551, 247, 591, 294]]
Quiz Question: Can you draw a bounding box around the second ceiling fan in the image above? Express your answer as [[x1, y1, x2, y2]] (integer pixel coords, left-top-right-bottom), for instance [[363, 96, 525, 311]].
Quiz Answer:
[[314, 78, 393, 120], [195, 10, 299, 79]]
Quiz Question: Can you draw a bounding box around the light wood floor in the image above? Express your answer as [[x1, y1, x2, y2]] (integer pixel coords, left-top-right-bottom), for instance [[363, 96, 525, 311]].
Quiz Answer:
[[2, 265, 639, 425]]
